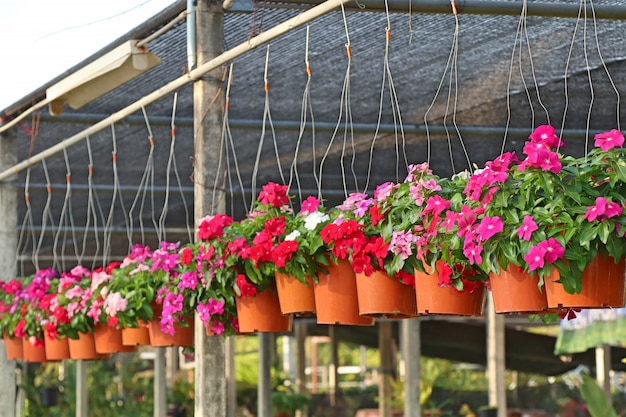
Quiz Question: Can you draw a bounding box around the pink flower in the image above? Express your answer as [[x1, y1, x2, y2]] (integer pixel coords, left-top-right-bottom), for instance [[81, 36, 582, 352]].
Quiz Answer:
[[583, 197, 622, 222], [374, 182, 395, 202], [594, 129, 624, 151], [258, 182, 289, 207], [389, 230, 416, 260], [300, 196, 320, 214], [517, 215, 538, 241], [476, 216, 503, 240], [538, 151, 562, 173], [104, 292, 128, 316], [529, 125, 562, 148], [524, 245, 547, 271], [538, 238, 564, 264], [463, 239, 483, 265], [423, 195, 450, 216], [207, 298, 225, 315]]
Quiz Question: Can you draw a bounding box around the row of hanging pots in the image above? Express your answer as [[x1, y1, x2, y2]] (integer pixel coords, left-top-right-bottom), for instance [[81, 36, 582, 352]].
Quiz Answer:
[[3, 303, 196, 362], [237, 253, 626, 332]]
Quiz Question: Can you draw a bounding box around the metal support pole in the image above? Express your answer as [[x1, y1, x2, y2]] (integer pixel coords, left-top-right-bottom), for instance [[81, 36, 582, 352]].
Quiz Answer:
[[0, 127, 17, 417], [329, 326, 339, 412], [402, 318, 421, 417], [295, 321, 308, 417], [595, 344, 612, 407], [193, 1, 227, 416], [487, 293, 506, 417], [258, 333, 273, 417], [226, 337, 237, 417], [379, 321, 393, 417], [154, 347, 167, 417], [76, 361, 88, 417]]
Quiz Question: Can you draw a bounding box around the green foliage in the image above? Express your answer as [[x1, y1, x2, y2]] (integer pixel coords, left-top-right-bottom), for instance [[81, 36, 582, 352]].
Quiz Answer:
[[578, 374, 618, 417]]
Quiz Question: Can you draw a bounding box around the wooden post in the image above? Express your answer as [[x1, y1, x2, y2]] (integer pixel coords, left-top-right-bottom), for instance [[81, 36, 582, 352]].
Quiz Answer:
[[0, 126, 17, 417], [193, 1, 227, 416], [258, 333, 273, 417], [226, 337, 237, 417], [379, 321, 393, 417], [402, 318, 420, 417], [487, 293, 506, 417], [595, 344, 612, 407]]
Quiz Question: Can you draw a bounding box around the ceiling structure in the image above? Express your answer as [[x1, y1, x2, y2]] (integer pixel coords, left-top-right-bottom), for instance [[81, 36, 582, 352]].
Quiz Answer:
[[2, 0, 626, 373]]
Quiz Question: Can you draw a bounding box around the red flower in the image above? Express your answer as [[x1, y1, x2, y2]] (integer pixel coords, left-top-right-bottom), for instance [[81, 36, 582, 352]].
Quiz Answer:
[[180, 247, 194, 266], [264, 216, 286, 237], [105, 261, 122, 274], [197, 213, 234, 241], [271, 241, 298, 268], [107, 316, 119, 328], [14, 320, 26, 338], [236, 274, 258, 298], [368, 205, 385, 227], [396, 270, 414, 286], [258, 182, 289, 207], [45, 321, 58, 340]]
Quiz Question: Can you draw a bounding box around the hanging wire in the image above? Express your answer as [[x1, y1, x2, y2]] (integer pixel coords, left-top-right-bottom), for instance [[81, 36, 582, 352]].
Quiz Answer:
[[16, 168, 37, 276], [223, 64, 249, 215], [127, 108, 158, 244], [365, 1, 408, 191], [318, 3, 358, 200], [35, 160, 56, 270], [288, 25, 316, 204], [52, 148, 79, 272], [423, 0, 472, 174], [250, 45, 286, 207], [81, 135, 103, 269]]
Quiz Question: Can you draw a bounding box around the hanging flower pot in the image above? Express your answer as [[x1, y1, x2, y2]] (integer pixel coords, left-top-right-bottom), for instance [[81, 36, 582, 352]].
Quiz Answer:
[[68, 331, 109, 360], [314, 259, 374, 326], [489, 264, 550, 314], [94, 324, 138, 354], [23, 338, 47, 363], [275, 272, 316, 316], [44, 334, 71, 361], [236, 284, 292, 333], [122, 321, 151, 346], [149, 303, 194, 347], [414, 267, 485, 316], [545, 253, 626, 309], [3, 334, 23, 360], [355, 270, 417, 318]]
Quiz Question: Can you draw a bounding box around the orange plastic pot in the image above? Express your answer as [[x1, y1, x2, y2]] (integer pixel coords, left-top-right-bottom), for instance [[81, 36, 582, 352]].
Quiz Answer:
[[44, 335, 71, 361], [489, 265, 550, 314], [236, 285, 292, 333], [23, 338, 47, 363], [356, 270, 417, 318], [414, 268, 485, 316], [3, 334, 23, 360], [149, 303, 194, 347], [122, 323, 151, 346], [68, 332, 109, 360], [545, 254, 626, 309], [94, 325, 138, 354], [314, 259, 374, 326], [275, 272, 316, 316]]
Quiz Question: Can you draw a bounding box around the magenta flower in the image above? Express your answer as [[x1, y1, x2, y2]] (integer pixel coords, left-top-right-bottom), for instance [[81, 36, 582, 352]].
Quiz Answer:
[[538, 151, 562, 173], [300, 196, 320, 214], [517, 216, 538, 241], [178, 271, 199, 291], [353, 198, 374, 218], [476, 216, 503, 240], [463, 239, 483, 265], [538, 238, 564, 263], [211, 321, 225, 335], [423, 195, 450, 216], [524, 245, 547, 271], [207, 298, 225, 315], [529, 125, 562, 148], [374, 182, 395, 202], [594, 129, 624, 151], [583, 197, 612, 222]]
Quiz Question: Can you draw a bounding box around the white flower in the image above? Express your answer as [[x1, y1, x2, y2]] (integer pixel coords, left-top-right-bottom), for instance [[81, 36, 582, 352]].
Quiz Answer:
[[285, 230, 301, 241], [304, 211, 330, 231]]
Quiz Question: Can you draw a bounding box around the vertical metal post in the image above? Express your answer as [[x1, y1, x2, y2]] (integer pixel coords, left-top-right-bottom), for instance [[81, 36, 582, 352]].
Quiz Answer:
[[76, 361, 88, 417], [379, 321, 393, 417], [329, 326, 339, 410], [193, 1, 227, 416], [0, 126, 17, 417], [402, 318, 420, 417], [487, 293, 506, 417], [154, 347, 167, 417], [226, 337, 237, 417], [258, 333, 273, 417], [295, 322, 308, 417]]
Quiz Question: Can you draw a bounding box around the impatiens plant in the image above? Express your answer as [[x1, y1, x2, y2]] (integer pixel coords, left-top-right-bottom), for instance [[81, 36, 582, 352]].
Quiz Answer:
[[0, 278, 24, 338], [53, 265, 97, 339]]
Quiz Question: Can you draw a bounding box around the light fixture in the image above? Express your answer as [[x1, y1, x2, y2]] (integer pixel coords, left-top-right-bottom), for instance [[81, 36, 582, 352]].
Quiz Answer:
[[46, 40, 160, 115]]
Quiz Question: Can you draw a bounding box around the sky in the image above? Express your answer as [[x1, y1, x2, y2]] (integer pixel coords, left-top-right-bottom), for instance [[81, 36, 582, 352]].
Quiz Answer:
[[0, 0, 177, 111]]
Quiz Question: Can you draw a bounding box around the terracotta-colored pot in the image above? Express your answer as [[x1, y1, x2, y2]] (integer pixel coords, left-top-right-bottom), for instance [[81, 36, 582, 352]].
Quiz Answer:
[[3, 334, 23, 360], [44, 335, 71, 361], [122, 323, 151, 346], [23, 338, 47, 363], [68, 332, 109, 360], [314, 259, 374, 326], [545, 253, 626, 309], [275, 272, 316, 316], [489, 265, 550, 314], [94, 325, 137, 354], [149, 303, 194, 347], [236, 285, 292, 333], [414, 268, 485, 316], [356, 270, 417, 318]]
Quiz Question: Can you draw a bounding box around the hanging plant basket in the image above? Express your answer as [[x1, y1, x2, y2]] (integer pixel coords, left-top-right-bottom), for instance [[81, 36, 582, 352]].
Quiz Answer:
[[3, 334, 23, 361], [355, 270, 417, 318], [149, 303, 194, 347], [314, 259, 374, 326], [236, 284, 292, 333], [94, 324, 138, 354], [415, 268, 485, 316], [275, 272, 316, 316], [489, 264, 550, 314], [68, 331, 109, 361], [122, 321, 151, 346], [44, 334, 71, 361], [545, 253, 626, 309], [22, 338, 47, 363]]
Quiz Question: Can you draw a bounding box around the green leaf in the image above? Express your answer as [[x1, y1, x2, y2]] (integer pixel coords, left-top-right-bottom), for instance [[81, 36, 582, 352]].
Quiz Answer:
[[578, 374, 618, 417]]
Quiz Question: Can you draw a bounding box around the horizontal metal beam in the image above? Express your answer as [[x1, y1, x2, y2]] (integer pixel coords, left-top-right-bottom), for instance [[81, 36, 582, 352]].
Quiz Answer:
[[40, 112, 595, 140], [271, 0, 626, 19]]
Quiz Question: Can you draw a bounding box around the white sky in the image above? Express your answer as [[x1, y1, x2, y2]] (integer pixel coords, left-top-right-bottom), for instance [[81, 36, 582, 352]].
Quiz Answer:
[[0, 0, 176, 111]]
